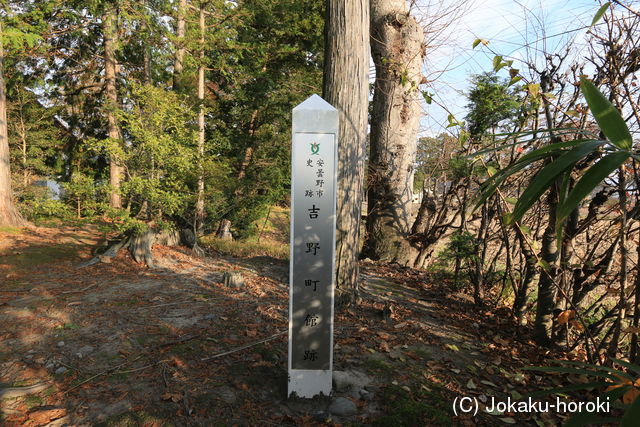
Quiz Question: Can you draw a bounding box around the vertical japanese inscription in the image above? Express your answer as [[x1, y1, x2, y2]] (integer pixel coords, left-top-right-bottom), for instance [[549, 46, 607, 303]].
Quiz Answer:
[[291, 132, 336, 370]]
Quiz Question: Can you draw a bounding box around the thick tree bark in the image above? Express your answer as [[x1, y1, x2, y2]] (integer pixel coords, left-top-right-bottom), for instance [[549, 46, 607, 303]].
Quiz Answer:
[[103, 7, 123, 209], [173, 0, 187, 90], [195, 4, 206, 232], [0, 22, 25, 227], [323, 0, 370, 306], [363, 0, 424, 265]]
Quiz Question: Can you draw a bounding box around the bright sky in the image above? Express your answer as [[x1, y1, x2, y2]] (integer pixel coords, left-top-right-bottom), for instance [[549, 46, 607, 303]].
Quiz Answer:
[[412, 0, 601, 136]]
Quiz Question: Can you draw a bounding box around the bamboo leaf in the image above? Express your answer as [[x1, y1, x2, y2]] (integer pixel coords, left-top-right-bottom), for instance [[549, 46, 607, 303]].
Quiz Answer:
[[611, 358, 640, 377], [510, 141, 604, 223], [581, 78, 632, 150], [591, 2, 611, 27], [523, 381, 611, 399], [557, 152, 630, 223]]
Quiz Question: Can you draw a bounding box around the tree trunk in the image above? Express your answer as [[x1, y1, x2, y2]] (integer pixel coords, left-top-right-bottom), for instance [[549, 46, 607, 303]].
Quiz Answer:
[[323, 0, 370, 306], [363, 0, 424, 265], [0, 21, 25, 227], [103, 6, 123, 209], [173, 0, 187, 90], [195, 4, 206, 232], [129, 229, 156, 268]]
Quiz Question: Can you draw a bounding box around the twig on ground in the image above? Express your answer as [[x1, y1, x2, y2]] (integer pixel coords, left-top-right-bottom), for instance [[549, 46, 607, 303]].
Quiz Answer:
[[63, 355, 144, 395], [200, 331, 286, 362], [60, 283, 97, 294]]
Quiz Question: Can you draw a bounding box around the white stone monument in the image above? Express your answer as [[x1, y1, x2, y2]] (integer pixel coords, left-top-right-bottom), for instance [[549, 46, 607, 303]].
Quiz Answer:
[[288, 95, 338, 398]]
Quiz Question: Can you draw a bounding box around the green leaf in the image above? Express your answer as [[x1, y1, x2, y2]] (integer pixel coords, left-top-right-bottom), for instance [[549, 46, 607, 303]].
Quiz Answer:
[[581, 78, 633, 150], [472, 38, 483, 48], [522, 381, 611, 399], [528, 83, 540, 98], [611, 358, 640, 377], [504, 197, 518, 205], [559, 359, 636, 381], [508, 76, 523, 86], [493, 55, 503, 71], [421, 91, 432, 104], [622, 392, 640, 427], [523, 365, 624, 382], [557, 151, 630, 223], [510, 140, 604, 223], [591, 2, 611, 27]]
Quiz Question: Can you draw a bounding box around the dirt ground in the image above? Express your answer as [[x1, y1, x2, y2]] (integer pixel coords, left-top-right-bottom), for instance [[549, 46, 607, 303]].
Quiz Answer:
[[1, 226, 584, 426]]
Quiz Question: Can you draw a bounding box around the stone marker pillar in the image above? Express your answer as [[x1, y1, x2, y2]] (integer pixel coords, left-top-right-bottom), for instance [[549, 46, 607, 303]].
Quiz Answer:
[[288, 94, 338, 398]]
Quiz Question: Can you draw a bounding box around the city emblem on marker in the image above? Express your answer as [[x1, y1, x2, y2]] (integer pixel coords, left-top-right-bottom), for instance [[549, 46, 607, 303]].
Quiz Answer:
[[310, 142, 320, 155]]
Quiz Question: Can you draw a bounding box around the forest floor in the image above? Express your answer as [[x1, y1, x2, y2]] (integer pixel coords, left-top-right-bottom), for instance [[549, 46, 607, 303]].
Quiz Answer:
[[0, 225, 600, 426]]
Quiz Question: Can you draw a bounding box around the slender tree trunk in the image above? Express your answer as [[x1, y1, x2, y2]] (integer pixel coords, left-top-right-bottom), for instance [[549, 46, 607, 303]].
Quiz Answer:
[[609, 167, 628, 358], [237, 106, 261, 180], [631, 233, 640, 363], [363, 0, 424, 265], [195, 4, 206, 232], [0, 21, 25, 227], [19, 117, 27, 187], [323, 0, 370, 306], [513, 226, 538, 325], [173, 0, 187, 90], [103, 7, 123, 209]]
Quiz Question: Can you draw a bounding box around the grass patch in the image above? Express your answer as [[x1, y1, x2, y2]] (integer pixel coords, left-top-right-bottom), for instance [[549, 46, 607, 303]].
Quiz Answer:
[[363, 358, 394, 377], [23, 393, 44, 409], [201, 236, 289, 260], [0, 226, 23, 234], [97, 409, 173, 427], [373, 384, 451, 426], [1, 243, 80, 269]]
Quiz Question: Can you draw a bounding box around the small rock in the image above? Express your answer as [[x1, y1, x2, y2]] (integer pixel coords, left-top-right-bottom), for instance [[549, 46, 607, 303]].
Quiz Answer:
[[57, 341, 65, 347], [222, 271, 245, 289], [202, 314, 215, 320], [313, 411, 331, 422], [213, 386, 236, 404], [360, 390, 374, 401], [76, 345, 94, 358], [333, 370, 372, 392], [25, 354, 33, 360], [328, 397, 357, 417], [99, 255, 112, 264], [55, 366, 68, 375]]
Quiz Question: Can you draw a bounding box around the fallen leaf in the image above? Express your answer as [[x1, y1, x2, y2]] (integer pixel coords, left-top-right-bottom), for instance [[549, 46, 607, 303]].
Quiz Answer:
[[162, 392, 182, 402], [623, 388, 640, 404], [466, 379, 477, 389], [557, 310, 574, 325]]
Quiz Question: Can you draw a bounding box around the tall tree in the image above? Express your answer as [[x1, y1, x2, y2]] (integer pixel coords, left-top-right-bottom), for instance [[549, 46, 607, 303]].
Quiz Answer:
[[0, 19, 25, 226], [363, 0, 425, 264], [103, 4, 123, 208], [173, 0, 187, 90], [323, 0, 369, 304], [195, 0, 205, 231]]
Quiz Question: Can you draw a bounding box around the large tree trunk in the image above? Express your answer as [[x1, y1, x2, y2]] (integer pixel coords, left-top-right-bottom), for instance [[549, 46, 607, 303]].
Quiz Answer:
[[195, 4, 206, 232], [103, 7, 123, 209], [0, 22, 25, 227], [173, 0, 187, 90], [363, 0, 424, 265], [323, 0, 370, 306]]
